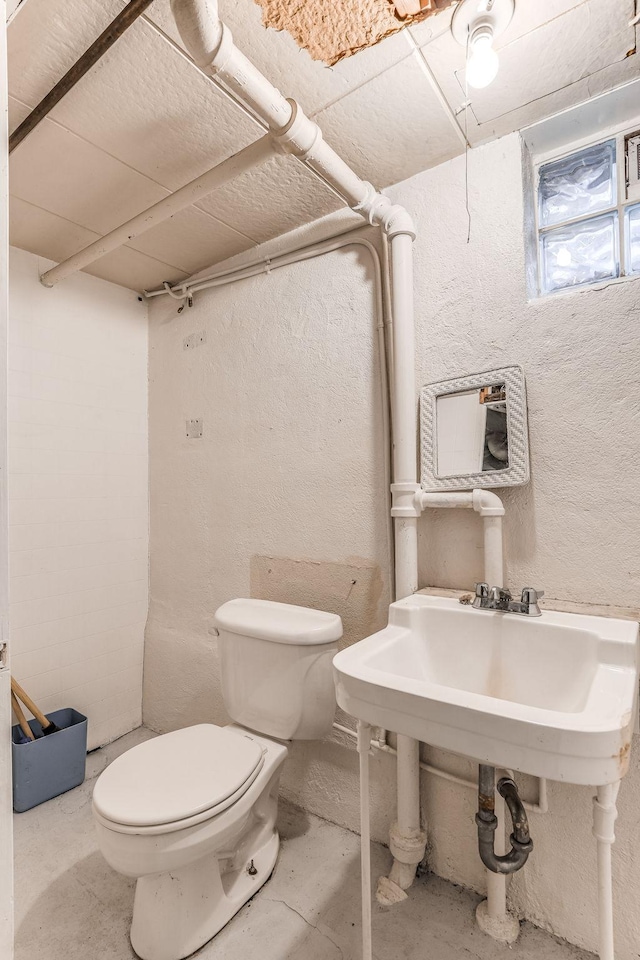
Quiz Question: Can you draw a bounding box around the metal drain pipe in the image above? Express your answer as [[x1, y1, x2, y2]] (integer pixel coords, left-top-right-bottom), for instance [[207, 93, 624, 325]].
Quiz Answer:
[[476, 765, 533, 874]]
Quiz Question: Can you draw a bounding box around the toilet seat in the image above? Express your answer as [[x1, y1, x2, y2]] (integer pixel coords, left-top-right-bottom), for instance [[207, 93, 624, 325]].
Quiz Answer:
[[93, 724, 265, 832]]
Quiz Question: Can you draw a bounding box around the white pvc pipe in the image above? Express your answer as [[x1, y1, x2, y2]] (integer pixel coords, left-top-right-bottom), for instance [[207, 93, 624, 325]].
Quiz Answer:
[[39, 135, 275, 287], [357, 721, 373, 960], [479, 498, 507, 924], [334, 723, 548, 815], [388, 234, 417, 490], [384, 230, 425, 889], [388, 734, 423, 891], [171, 0, 415, 238], [419, 491, 474, 510], [393, 519, 418, 601], [483, 517, 504, 588], [486, 788, 508, 923], [594, 782, 620, 960]]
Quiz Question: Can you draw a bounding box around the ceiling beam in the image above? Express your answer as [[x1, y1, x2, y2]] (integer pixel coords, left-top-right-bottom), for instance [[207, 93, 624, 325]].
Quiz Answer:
[[9, 0, 154, 154]]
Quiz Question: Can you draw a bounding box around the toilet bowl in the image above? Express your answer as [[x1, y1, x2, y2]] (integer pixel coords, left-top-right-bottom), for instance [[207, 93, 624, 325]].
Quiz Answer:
[[93, 599, 342, 960]]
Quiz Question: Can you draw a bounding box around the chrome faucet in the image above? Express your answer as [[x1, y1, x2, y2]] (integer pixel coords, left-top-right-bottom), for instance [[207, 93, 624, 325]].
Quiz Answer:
[[473, 583, 544, 617]]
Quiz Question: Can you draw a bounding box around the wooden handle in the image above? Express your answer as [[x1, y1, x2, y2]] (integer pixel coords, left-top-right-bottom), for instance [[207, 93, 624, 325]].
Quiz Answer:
[[11, 677, 50, 729], [11, 691, 35, 741], [394, 0, 421, 16]]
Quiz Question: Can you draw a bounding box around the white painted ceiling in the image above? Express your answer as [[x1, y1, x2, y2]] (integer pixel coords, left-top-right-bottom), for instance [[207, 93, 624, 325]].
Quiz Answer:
[[7, 0, 639, 291]]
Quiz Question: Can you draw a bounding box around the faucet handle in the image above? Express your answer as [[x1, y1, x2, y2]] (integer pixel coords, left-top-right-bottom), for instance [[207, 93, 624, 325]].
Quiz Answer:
[[521, 587, 544, 604], [473, 583, 489, 609], [520, 587, 544, 616]]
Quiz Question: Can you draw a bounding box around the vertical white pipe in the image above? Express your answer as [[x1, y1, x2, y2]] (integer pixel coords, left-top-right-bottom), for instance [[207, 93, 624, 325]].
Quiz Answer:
[[358, 721, 373, 960], [482, 511, 508, 922], [486, 789, 508, 919], [396, 735, 421, 830], [394, 518, 418, 600], [483, 516, 504, 588], [388, 734, 423, 891], [594, 782, 620, 960], [386, 231, 425, 890], [388, 233, 417, 488]]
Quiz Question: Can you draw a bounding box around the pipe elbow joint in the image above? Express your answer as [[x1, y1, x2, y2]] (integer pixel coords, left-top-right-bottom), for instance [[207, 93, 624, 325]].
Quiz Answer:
[[170, 0, 224, 69], [472, 488, 505, 517], [351, 193, 416, 239], [382, 204, 416, 240]]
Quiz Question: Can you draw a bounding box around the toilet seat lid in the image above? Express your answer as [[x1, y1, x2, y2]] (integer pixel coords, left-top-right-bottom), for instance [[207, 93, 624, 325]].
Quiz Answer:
[[92, 725, 264, 827]]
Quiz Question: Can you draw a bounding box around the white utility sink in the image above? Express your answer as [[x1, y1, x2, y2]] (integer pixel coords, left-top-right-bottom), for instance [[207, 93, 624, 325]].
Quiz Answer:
[[333, 594, 639, 785]]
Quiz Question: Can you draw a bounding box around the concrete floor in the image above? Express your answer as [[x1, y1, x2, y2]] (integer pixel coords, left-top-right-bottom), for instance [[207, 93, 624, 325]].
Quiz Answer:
[[14, 727, 593, 960]]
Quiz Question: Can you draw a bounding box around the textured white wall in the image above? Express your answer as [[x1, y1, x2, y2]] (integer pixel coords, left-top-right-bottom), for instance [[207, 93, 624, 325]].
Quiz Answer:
[[144, 242, 392, 731], [145, 132, 640, 956], [392, 134, 640, 958], [9, 248, 148, 750]]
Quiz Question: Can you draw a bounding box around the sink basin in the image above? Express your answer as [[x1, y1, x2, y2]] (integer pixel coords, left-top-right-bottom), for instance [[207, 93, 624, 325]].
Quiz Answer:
[[333, 594, 639, 785]]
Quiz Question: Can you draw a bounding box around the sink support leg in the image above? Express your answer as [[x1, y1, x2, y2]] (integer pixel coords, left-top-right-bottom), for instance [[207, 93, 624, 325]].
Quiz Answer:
[[357, 721, 373, 960], [594, 782, 620, 960]]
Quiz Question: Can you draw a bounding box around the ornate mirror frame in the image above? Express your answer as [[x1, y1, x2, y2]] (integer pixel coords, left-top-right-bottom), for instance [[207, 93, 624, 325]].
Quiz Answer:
[[420, 365, 530, 492]]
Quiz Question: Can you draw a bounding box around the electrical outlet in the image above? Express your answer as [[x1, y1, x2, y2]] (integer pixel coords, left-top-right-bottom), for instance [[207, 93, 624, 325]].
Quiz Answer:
[[183, 330, 207, 350], [186, 419, 203, 438]]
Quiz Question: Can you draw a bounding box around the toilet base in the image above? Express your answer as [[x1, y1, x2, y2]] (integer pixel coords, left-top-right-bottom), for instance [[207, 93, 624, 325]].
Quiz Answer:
[[130, 829, 280, 960]]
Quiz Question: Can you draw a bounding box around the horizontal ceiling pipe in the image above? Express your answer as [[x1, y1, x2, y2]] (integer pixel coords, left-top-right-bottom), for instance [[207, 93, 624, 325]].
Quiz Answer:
[[9, 0, 155, 154], [39, 135, 275, 288]]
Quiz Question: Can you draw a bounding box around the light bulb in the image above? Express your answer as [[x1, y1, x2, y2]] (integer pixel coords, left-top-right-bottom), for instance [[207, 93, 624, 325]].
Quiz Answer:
[[466, 30, 499, 89], [557, 247, 572, 267]]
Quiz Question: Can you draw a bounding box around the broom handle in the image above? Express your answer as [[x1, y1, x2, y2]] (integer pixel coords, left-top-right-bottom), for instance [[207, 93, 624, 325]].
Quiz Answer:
[[11, 691, 35, 741], [11, 677, 51, 729]]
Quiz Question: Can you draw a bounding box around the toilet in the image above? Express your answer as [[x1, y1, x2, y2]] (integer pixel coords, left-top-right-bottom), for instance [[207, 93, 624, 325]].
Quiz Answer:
[[92, 598, 342, 960]]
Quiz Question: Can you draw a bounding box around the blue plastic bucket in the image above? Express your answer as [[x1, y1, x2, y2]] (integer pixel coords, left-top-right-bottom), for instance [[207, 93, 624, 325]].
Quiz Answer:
[[11, 707, 88, 813]]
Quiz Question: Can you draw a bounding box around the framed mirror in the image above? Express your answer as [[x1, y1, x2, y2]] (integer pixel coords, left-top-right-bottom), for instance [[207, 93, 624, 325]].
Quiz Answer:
[[420, 366, 530, 491]]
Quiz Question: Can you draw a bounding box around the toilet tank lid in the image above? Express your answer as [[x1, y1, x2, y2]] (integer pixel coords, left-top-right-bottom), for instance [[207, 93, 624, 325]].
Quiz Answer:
[[214, 598, 342, 645]]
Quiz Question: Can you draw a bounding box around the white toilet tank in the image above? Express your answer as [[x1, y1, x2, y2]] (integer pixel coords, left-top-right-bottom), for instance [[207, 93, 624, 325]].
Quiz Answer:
[[214, 598, 342, 740]]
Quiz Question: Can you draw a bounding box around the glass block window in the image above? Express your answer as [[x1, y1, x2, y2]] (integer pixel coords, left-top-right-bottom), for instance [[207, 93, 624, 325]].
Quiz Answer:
[[539, 141, 616, 229], [626, 204, 640, 275], [535, 133, 640, 295], [541, 213, 618, 294]]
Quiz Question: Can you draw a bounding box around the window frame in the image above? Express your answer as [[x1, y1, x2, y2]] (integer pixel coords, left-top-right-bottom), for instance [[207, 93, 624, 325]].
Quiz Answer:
[[532, 123, 640, 297]]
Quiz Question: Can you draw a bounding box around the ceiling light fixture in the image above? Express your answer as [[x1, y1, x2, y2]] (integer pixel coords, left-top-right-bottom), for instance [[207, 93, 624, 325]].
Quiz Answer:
[[451, 0, 515, 90]]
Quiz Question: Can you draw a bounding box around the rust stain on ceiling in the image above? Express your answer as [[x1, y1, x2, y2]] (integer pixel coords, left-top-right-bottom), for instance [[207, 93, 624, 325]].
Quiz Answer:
[[253, 0, 457, 66]]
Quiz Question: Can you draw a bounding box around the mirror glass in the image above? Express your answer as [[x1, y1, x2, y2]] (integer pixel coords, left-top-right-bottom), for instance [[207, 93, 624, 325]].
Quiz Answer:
[[436, 384, 508, 478]]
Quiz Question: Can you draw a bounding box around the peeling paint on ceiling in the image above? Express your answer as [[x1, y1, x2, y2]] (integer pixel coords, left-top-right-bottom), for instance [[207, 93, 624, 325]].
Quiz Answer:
[[253, 0, 455, 65]]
